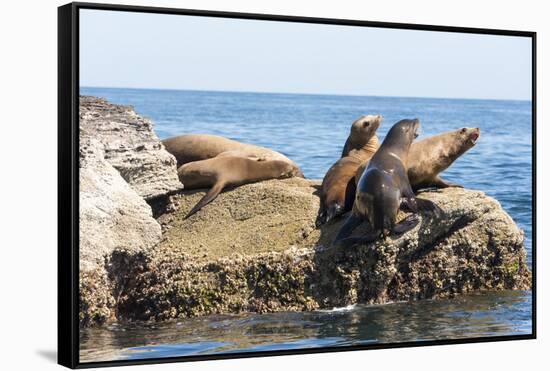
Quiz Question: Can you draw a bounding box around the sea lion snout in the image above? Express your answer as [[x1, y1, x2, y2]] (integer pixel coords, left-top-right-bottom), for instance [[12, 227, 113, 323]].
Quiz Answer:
[[367, 114, 383, 125], [459, 127, 480, 146], [283, 164, 304, 178], [411, 119, 421, 139], [469, 128, 480, 143]]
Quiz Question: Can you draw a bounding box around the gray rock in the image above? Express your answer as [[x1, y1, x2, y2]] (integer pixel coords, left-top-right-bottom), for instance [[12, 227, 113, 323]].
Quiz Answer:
[[79, 96, 183, 200], [79, 139, 162, 270], [79, 139, 162, 326]]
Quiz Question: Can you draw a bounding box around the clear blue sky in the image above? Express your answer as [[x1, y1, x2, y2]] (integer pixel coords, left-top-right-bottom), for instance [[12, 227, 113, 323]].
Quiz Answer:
[[80, 9, 532, 100]]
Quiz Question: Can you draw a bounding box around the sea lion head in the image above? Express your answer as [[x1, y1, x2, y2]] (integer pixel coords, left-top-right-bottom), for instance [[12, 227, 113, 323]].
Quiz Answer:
[[383, 118, 420, 154], [274, 161, 305, 179], [454, 128, 479, 155], [350, 115, 383, 143], [436, 128, 479, 166]]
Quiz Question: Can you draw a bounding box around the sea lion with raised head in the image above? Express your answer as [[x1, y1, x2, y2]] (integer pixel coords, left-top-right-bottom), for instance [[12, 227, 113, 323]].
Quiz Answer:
[[178, 157, 303, 218], [162, 134, 296, 166], [317, 115, 382, 226], [333, 119, 439, 246], [355, 127, 480, 191], [341, 115, 383, 157], [406, 127, 480, 190]]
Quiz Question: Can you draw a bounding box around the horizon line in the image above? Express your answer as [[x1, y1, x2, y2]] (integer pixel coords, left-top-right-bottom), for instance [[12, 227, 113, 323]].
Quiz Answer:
[[80, 85, 532, 103]]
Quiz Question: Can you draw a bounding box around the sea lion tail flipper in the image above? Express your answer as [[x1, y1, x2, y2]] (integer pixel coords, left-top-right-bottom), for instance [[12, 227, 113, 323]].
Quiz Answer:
[[392, 214, 420, 235], [185, 181, 226, 219]]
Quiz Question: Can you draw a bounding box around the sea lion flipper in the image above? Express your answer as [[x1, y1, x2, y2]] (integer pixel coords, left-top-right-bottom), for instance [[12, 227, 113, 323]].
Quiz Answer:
[[400, 197, 418, 213], [415, 198, 443, 216], [392, 214, 420, 235], [316, 202, 342, 227], [401, 182, 440, 214], [332, 213, 363, 246], [336, 234, 379, 247], [431, 176, 463, 189], [315, 207, 326, 228], [325, 202, 344, 224], [185, 181, 227, 219]]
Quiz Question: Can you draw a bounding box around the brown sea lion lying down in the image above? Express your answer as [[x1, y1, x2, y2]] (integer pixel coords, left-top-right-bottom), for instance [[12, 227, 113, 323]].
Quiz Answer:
[[178, 156, 302, 218], [163, 134, 303, 218], [162, 134, 297, 166]]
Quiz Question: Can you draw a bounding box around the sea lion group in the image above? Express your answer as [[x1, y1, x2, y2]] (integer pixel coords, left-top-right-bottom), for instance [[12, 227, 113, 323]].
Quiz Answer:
[[322, 116, 479, 246], [162, 116, 479, 245], [162, 134, 303, 218]]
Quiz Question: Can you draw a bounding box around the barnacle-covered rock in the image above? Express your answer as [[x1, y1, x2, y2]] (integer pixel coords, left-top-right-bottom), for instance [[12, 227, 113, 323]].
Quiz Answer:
[[114, 179, 530, 322]]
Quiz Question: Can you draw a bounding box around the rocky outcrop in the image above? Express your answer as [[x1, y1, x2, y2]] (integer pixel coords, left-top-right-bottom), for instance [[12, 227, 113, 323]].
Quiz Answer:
[[79, 139, 162, 326], [77, 96, 530, 327], [114, 179, 530, 322], [79, 139, 162, 270], [78, 96, 183, 327], [79, 96, 182, 200]]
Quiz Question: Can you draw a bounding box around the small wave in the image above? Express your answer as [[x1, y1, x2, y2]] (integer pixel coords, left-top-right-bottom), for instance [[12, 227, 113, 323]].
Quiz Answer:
[[317, 304, 357, 313]]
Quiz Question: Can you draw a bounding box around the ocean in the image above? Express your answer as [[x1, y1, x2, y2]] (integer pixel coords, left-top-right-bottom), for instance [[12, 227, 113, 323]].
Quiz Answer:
[[79, 87, 533, 362]]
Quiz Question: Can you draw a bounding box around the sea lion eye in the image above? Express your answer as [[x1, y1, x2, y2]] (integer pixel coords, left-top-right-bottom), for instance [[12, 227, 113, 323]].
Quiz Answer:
[[460, 128, 467, 133], [363, 122, 369, 127]]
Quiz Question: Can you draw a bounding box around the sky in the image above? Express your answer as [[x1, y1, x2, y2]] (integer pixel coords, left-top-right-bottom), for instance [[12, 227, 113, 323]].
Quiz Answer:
[[80, 9, 532, 100]]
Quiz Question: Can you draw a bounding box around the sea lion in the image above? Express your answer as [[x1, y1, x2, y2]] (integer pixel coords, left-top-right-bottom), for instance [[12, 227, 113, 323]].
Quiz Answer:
[[178, 156, 302, 218], [341, 115, 383, 157], [317, 115, 382, 226], [162, 134, 296, 166], [333, 119, 439, 246], [406, 127, 480, 190], [355, 127, 480, 191]]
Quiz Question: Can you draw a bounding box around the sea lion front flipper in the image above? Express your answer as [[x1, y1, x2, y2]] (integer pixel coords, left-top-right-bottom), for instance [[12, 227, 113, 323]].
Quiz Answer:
[[336, 233, 379, 247], [431, 176, 463, 189], [332, 213, 363, 247], [392, 214, 420, 235], [415, 198, 444, 217], [316, 205, 327, 228], [185, 180, 227, 219], [401, 196, 442, 215], [400, 197, 418, 213], [316, 202, 343, 227], [325, 202, 344, 224]]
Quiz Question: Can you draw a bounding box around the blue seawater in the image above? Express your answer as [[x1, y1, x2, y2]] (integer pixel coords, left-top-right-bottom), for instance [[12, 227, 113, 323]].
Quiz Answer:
[[79, 87, 533, 362]]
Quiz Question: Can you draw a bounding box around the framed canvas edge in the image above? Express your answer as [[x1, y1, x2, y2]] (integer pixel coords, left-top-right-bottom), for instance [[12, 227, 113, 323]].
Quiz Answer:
[[57, 2, 537, 369], [58, 2, 79, 369]]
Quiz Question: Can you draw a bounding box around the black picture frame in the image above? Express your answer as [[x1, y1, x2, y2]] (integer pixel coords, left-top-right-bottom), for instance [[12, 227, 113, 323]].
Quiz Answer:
[[58, 2, 537, 369]]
